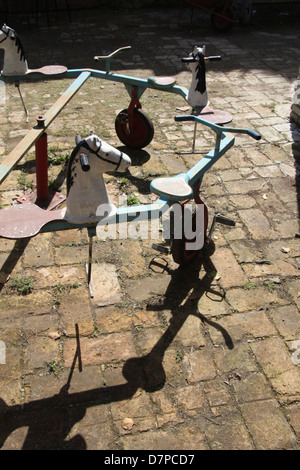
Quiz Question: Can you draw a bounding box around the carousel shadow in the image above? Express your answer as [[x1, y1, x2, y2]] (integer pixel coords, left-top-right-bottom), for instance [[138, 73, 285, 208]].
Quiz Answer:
[[0, 242, 233, 450]]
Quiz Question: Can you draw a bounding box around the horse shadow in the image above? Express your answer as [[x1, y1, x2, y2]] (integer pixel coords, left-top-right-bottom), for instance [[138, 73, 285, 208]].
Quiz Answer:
[[0, 241, 233, 450]]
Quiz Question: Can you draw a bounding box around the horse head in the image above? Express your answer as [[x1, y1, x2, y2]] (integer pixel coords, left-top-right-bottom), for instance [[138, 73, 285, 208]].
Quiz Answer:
[[64, 134, 131, 224], [182, 46, 209, 110], [0, 24, 28, 76]]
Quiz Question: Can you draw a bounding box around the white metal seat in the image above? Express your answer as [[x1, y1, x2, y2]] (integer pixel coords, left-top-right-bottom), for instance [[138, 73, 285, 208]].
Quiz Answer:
[[150, 174, 193, 201], [147, 76, 176, 90]]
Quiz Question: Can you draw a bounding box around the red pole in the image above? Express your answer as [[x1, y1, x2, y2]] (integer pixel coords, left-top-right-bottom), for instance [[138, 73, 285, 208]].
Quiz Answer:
[[35, 131, 49, 206]]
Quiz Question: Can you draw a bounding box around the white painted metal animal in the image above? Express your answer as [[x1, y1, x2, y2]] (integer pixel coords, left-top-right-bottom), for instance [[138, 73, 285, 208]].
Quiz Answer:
[[182, 46, 209, 110], [64, 134, 131, 224], [0, 24, 28, 76]]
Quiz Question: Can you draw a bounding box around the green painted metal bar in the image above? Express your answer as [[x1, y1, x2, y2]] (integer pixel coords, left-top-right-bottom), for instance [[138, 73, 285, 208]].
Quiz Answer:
[[0, 68, 189, 100], [0, 71, 91, 185], [39, 199, 169, 235]]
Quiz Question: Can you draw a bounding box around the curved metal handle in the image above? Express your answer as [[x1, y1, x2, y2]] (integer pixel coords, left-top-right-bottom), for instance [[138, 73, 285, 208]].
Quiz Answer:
[[94, 46, 132, 61], [175, 115, 261, 140]]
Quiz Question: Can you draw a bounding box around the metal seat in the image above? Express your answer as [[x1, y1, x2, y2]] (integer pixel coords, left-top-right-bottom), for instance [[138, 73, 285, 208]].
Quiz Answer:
[[147, 76, 176, 90], [150, 173, 193, 201]]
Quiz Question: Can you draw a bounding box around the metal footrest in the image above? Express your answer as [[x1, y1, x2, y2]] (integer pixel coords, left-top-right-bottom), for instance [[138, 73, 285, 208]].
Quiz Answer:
[[215, 214, 235, 226], [208, 213, 235, 240], [152, 243, 171, 255]]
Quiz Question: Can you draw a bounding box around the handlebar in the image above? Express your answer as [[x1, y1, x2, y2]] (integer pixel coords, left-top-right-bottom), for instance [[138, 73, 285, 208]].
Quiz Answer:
[[174, 115, 261, 141], [75, 135, 82, 145], [94, 46, 132, 62], [206, 56, 221, 61], [75, 134, 90, 172], [182, 55, 221, 63]]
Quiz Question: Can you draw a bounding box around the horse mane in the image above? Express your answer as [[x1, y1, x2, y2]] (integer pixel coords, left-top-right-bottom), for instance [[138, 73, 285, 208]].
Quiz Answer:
[[13, 30, 26, 62], [195, 53, 206, 94], [66, 142, 82, 195]]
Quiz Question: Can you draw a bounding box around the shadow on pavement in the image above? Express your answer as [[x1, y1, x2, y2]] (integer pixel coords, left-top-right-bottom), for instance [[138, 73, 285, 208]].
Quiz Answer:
[[0, 244, 233, 450]]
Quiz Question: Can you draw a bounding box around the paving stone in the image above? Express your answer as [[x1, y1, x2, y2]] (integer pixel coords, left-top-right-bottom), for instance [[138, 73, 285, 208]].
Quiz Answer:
[[39, 264, 86, 288], [89, 263, 123, 307], [250, 337, 296, 378], [250, 338, 300, 397], [120, 426, 208, 450], [214, 342, 258, 375], [110, 390, 154, 422], [224, 178, 267, 195], [208, 310, 277, 346], [268, 305, 300, 340], [0, 291, 54, 319], [175, 384, 206, 411], [203, 380, 232, 408], [67, 405, 116, 450], [238, 208, 276, 239], [225, 286, 286, 312], [205, 409, 254, 450], [22, 234, 54, 268], [286, 404, 300, 439], [242, 259, 299, 278], [63, 332, 136, 368], [231, 372, 273, 403], [182, 347, 216, 383], [240, 400, 296, 449], [175, 314, 206, 348], [125, 272, 171, 302], [112, 239, 148, 279], [210, 247, 248, 289], [94, 305, 135, 334], [58, 286, 94, 336], [23, 335, 60, 373]]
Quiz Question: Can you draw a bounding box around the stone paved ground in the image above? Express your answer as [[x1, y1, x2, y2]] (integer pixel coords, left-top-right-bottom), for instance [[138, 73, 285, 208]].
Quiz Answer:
[[0, 3, 300, 450]]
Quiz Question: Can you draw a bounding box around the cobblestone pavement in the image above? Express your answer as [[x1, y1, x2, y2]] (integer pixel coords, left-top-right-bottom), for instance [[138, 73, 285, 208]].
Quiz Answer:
[[0, 3, 300, 450]]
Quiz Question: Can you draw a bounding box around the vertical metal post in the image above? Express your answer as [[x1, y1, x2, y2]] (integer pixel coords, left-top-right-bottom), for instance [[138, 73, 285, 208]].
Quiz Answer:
[[192, 122, 197, 153], [86, 227, 96, 298], [35, 115, 49, 207], [87, 234, 93, 286]]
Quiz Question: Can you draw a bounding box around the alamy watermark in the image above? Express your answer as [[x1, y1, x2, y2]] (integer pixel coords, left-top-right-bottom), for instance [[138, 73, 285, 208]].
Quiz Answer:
[[96, 201, 205, 251]]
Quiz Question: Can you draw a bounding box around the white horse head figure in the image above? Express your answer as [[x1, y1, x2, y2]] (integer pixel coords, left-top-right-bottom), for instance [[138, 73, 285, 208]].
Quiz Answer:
[[0, 24, 28, 76], [182, 46, 209, 110], [64, 134, 131, 224]]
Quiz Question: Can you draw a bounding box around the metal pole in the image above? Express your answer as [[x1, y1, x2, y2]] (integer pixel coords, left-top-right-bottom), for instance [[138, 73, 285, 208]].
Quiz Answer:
[[85, 233, 94, 298], [35, 126, 49, 207]]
